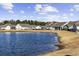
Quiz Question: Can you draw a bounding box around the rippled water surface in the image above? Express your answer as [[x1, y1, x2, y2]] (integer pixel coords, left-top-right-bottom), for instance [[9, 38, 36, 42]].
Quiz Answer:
[[0, 32, 59, 56]]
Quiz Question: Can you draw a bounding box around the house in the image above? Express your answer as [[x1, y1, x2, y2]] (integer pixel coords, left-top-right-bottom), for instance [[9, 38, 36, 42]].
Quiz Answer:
[[65, 21, 76, 30], [75, 21, 79, 30], [30, 25, 36, 30], [61, 21, 69, 30], [66, 21, 76, 29], [0, 25, 6, 30], [15, 24, 34, 30], [62, 25, 69, 30], [0, 25, 11, 30], [45, 22, 67, 30], [15, 24, 22, 30], [0, 24, 16, 30], [10, 25, 16, 29], [41, 26, 49, 30], [49, 22, 58, 30], [63, 21, 77, 31], [20, 24, 33, 30], [48, 22, 66, 30], [4, 25, 11, 30], [45, 22, 57, 30], [0, 24, 35, 30], [35, 26, 41, 30]]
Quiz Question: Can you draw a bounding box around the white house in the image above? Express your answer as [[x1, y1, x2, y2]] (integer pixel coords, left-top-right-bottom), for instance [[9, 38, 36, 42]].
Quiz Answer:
[[35, 26, 41, 30], [21, 27, 31, 30], [15, 24, 22, 30], [77, 26, 79, 30], [61, 22, 69, 29], [45, 22, 56, 30], [49, 27, 55, 30], [4, 25, 11, 30], [20, 24, 33, 30], [15, 24, 33, 30], [75, 22, 79, 30]]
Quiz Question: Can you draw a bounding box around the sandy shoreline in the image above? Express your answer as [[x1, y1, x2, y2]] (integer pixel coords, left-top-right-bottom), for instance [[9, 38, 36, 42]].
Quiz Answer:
[[0, 30, 79, 56], [42, 30, 79, 56]]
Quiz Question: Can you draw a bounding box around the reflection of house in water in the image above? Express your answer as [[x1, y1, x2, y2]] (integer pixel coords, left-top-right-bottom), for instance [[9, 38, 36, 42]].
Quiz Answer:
[[5, 32, 11, 43], [5, 32, 11, 34]]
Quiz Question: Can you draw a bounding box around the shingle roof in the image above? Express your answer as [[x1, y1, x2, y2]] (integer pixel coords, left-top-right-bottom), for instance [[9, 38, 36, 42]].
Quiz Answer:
[[51, 22, 66, 27], [75, 21, 79, 26], [45, 22, 52, 26], [20, 24, 30, 27], [0, 24, 16, 27], [67, 21, 76, 26], [45, 22, 57, 26]]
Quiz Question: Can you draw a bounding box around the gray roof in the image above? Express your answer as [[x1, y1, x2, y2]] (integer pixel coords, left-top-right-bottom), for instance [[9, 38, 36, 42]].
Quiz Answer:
[[67, 21, 76, 26], [20, 24, 31, 27], [75, 21, 79, 26], [50, 22, 66, 27]]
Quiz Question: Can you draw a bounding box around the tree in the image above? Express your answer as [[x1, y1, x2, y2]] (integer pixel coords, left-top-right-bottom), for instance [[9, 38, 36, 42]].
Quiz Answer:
[[3, 20, 9, 24], [16, 20, 21, 24], [9, 20, 16, 25], [2, 19, 46, 26]]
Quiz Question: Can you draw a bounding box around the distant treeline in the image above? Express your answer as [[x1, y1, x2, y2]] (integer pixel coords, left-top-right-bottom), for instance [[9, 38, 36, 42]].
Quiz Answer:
[[0, 20, 47, 26]]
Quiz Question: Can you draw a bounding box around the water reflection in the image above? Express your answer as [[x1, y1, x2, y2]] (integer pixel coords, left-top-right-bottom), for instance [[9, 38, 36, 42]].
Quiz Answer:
[[5, 32, 11, 35], [0, 32, 59, 56], [5, 32, 11, 42]]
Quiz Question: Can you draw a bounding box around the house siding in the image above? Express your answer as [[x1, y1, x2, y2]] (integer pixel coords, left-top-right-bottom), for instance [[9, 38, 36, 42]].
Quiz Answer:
[[77, 26, 79, 30]]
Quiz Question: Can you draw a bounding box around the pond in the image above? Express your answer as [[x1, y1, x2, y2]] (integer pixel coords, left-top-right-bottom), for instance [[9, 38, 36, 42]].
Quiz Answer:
[[0, 32, 59, 56]]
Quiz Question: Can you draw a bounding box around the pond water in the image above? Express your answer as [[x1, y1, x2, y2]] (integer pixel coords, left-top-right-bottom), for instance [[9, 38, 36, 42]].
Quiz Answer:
[[0, 32, 59, 56]]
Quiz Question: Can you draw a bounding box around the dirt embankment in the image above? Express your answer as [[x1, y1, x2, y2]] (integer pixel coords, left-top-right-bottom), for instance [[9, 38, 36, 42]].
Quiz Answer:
[[43, 30, 79, 56]]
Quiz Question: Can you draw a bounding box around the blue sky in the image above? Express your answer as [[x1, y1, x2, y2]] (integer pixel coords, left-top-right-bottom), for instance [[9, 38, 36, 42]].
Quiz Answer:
[[0, 3, 79, 22]]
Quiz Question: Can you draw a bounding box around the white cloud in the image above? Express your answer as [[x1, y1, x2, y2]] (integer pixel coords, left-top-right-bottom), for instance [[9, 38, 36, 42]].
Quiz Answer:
[[38, 12, 47, 15], [62, 15, 68, 19], [69, 4, 79, 12], [47, 15, 60, 19], [41, 15, 60, 21], [0, 3, 14, 14], [70, 5, 79, 12], [73, 5, 79, 11], [35, 4, 59, 14], [44, 6, 58, 12], [69, 13, 74, 16], [70, 8, 74, 11], [8, 10, 14, 14], [62, 13, 74, 18], [35, 4, 42, 12], [0, 3, 14, 10], [44, 13, 72, 22], [61, 13, 74, 22], [20, 10, 25, 14]]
